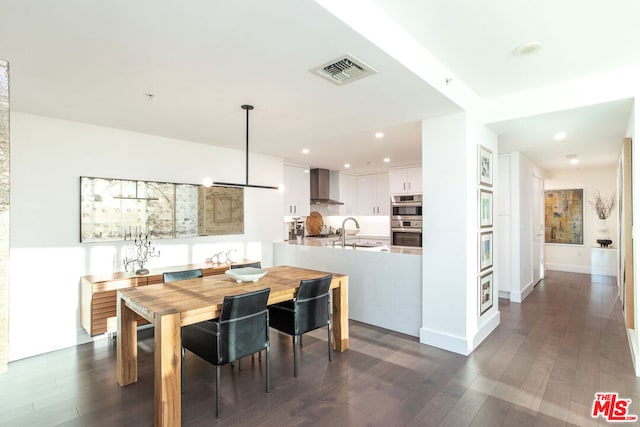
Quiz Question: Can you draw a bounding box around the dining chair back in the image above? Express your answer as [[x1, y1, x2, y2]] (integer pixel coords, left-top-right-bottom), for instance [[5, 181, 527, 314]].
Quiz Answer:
[[163, 268, 203, 283], [268, 274, 332, 377], [181, 288, 271, 417]]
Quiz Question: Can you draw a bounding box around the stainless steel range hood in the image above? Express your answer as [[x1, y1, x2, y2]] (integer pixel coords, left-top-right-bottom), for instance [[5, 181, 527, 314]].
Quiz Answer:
[[310, 168, 344, 205]]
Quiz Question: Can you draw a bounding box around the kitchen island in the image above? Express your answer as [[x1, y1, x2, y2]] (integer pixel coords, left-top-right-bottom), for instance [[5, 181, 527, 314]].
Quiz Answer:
[[274, 239, 421, 336]]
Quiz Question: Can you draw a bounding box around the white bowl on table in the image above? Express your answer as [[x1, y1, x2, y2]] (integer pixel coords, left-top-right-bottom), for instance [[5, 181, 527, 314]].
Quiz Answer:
[[225, 267, 268, 283]]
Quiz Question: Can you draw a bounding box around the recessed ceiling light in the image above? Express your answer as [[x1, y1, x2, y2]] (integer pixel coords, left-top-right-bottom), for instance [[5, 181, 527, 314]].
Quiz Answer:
[[566, 154, 579, 165], [375, 132, 384, 139], [513, 41, 543, 56], [344, 163, 351, 168], [554, 132, 567, 141], [145, 93, 155, 100], [302, 148, 310, 154], [383, 157, 390, 163]]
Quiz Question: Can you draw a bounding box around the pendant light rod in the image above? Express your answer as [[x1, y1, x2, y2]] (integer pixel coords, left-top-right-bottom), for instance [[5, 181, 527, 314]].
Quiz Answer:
[[210, 181, 279, 190], [242, 104, 253, 186], [210, 104, 279, 190]]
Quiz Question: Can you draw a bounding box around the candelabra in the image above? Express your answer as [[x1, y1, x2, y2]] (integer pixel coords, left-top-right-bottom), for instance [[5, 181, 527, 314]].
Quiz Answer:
[[123, 231, 160, 275]]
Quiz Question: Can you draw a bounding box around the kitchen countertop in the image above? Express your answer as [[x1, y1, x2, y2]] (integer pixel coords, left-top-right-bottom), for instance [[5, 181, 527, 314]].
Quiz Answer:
[[283, 236, 422, 255]]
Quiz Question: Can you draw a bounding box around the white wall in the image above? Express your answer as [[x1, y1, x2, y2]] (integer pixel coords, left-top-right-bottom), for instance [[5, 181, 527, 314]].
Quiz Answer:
[[545, 166, 618, 274], [495, 152, 544, 302], [468, 115, 501, 349], [496, 155, 512, 296], [420, 112, 499, 355], [9, 112, 284, 361], [421, 113, 469, 353]]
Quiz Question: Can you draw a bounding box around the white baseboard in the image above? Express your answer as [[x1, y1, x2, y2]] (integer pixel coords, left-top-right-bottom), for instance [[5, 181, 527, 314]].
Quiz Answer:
[[545, 263, 591, 274], [420, 310, 501, 356], [473, 311, 500, 349], [419, 327, 471, 356], [510, 281, 534, 303], [497, 283, 534, 304]]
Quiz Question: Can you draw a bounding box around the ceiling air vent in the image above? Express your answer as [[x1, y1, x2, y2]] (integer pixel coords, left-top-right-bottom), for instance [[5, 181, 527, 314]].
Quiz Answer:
[[311, 53, 376, 86]]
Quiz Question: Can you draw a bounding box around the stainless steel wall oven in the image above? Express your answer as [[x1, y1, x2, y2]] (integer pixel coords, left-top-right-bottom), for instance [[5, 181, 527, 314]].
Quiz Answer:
[[391, 194, 422, 248], [391, 194, 422, 220]]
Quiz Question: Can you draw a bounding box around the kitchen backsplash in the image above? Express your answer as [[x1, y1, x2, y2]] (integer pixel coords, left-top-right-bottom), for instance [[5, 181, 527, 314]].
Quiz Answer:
[[320, 215, 390, 237]]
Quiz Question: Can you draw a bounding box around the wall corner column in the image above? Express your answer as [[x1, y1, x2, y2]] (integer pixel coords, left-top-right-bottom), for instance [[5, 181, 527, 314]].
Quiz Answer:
[[420, 112, 499, 355]]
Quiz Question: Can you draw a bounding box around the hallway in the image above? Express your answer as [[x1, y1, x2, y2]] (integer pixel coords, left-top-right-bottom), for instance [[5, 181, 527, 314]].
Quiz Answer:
[[469, 271, 636, 425], [0, 271, 636, 426]]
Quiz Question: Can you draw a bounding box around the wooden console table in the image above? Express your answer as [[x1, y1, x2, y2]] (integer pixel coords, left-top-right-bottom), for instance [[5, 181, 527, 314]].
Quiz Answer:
[[80, 260, 256, 336]]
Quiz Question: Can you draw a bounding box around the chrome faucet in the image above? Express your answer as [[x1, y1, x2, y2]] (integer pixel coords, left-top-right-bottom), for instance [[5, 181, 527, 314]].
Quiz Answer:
[[341, 217, 360, 248]]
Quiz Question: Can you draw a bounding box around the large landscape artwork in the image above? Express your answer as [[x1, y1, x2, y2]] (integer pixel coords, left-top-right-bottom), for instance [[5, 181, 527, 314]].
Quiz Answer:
[[80, 176, 244, 242], [545, 189, 584, 245]]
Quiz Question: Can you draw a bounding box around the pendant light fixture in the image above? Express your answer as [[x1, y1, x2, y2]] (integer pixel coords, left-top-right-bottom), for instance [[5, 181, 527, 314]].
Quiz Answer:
[[211, 104, 279, 190]]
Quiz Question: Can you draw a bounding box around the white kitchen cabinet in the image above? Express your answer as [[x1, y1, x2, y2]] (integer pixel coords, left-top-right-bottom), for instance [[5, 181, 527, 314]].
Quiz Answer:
[[336, 172, 357, 215], [389, 167, 422, 195], [283, 164, 310, 216], [357, 172, 389, 215], [376, 173, 390, 214]]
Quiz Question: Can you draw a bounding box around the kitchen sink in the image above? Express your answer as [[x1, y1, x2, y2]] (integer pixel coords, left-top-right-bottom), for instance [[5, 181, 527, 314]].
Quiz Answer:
[[331, 242, 384, 249]]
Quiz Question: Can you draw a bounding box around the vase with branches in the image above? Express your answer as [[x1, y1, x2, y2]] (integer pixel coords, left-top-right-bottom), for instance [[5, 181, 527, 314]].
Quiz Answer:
[[588, 191, 616, 247], [588, 192, 616, 220]]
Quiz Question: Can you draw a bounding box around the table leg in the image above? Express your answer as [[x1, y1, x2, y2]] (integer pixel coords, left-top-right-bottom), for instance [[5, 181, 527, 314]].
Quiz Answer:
[[154, 313, 181, 427], [331, 276, 349, 352], [116, 294, 138, 386]]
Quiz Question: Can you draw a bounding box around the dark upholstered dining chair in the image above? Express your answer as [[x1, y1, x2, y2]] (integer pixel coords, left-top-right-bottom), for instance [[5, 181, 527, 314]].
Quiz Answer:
[[229, 261, 265, 363], [163, 268, 203, 283], [181, 288, 271, 418], [230, 261, 262, 269], [268, 274, 333, 377]]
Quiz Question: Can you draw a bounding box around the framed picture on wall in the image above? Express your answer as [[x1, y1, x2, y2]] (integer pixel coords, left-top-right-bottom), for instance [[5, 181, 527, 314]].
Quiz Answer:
[[479, 271, 493, 315], [479, 189, 493, 228], [478, 145, 493, 187], [544, 188, 584, 245], [479, 231, 493, 271]]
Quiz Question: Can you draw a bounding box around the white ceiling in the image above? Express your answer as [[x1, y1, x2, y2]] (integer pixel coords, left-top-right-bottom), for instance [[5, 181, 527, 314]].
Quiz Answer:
[[0, 0, 638, 174], [489, 98, 633, 170], [370, 0, 640, 98]]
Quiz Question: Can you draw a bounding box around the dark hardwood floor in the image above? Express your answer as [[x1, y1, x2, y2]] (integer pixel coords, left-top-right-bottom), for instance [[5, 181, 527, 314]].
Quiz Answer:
[[1, 271, 637, 426]]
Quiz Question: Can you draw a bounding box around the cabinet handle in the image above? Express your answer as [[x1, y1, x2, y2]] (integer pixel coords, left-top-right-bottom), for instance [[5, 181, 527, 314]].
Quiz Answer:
[[294, 205, 297, 214], [408, 182, 411, 190], [403, 182, 406, 190]]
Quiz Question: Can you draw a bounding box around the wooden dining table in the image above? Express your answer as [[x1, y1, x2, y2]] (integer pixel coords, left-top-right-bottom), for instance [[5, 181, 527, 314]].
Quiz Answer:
[[116, 265, 349, 427]]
